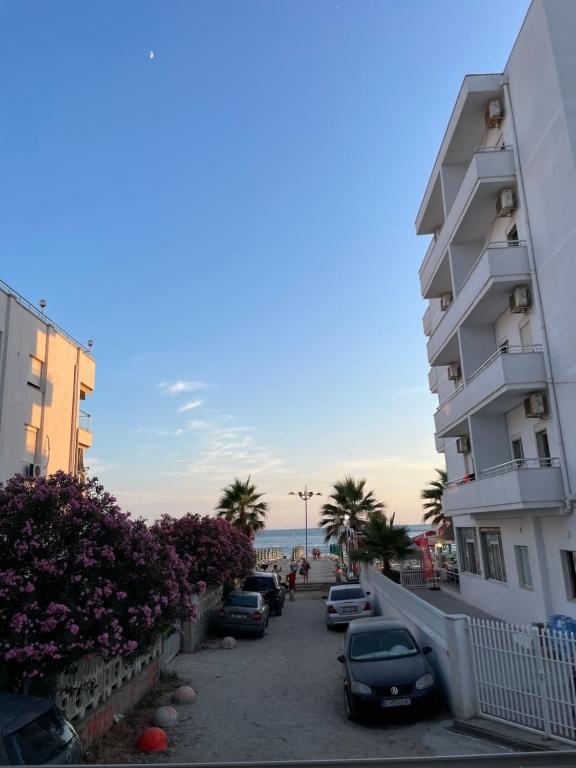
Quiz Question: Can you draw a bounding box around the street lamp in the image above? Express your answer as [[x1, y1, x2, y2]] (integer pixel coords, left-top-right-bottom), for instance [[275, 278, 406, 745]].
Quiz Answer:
[[288, 486, 322, 559]]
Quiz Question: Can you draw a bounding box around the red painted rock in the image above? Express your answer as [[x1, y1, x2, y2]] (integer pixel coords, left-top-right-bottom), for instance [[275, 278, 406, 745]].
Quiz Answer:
[[221, 636, 237, 649], [136, 727, 168, 753], [152, 705, 178, 727], [172, 685, 197, 704]]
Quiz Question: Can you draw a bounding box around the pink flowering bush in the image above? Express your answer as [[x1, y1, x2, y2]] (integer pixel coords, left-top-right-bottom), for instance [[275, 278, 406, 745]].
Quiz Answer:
[[150, 513, 255, 586], [0, 472, 195, 690]]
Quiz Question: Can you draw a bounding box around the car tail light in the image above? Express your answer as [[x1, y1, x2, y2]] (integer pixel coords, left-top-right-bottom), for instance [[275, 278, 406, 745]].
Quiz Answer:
[[252, 611, 262, 620], [363, 601, 372, 611], [328, 605, 337, 614]]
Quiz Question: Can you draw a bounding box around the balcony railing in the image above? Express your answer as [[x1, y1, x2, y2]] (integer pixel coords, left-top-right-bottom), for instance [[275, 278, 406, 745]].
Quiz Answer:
[[446, 457, 560, 488], [456, 239, 527, 296], [467, 344, 543, 384], [435, 382, 464, 412], [78, 410, 92, 432], [0, 277, 91, 354]]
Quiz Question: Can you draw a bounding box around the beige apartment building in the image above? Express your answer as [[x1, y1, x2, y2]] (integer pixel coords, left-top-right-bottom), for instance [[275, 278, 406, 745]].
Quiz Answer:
[[0, 278, 95, 484]]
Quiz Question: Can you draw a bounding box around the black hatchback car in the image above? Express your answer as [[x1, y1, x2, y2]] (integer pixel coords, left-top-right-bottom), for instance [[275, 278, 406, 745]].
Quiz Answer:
[[338, 618, 441, 721], [0, 695, 81, 765], [242, 572, 285, 616]]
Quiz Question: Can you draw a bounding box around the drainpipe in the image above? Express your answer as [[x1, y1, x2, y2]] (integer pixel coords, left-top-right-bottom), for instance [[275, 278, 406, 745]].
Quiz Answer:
[[69, 348, 80, 475], [37, 323, 51, 475], [502, 77, 574, 514], [0, 296, 12, 473]]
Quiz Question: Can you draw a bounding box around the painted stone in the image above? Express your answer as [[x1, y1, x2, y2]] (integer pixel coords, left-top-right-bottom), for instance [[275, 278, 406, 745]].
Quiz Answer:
[[221, 636, 237, 649], [136, 727, 168, 752], [173, 685, 197, 704]]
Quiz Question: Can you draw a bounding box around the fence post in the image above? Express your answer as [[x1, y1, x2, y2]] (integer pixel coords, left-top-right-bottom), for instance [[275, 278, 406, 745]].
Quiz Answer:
[[531, 626, 552, 739], [445, 615, 480, 719]]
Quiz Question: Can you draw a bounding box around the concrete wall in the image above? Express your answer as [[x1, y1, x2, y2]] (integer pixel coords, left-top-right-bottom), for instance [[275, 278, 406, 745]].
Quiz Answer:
[[0, 290, 95, 483], [361, 565, 478, 719], [182, 585, 224, 652]]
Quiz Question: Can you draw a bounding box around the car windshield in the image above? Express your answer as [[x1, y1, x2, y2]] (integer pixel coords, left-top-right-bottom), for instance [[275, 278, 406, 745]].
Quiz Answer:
[[244, 577, 273, 591], [6, 708, 76, 765], [226, 594, 258, 608], [330, 588, 365, 601], [350, 629, 418, 661]]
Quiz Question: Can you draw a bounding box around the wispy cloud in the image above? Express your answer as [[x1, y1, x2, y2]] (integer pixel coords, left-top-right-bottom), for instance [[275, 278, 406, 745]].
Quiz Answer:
[[157, 380, 207, 396], [178, 399, 202, 412], [187, 419, 209, 430]]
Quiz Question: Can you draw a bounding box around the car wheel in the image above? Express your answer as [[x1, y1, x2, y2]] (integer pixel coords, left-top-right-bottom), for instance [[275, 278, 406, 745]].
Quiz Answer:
[[344, 688, 359, 722]]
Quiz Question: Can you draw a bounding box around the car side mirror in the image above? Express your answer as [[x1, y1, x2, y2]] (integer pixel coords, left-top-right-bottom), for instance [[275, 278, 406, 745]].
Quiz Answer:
[[366, 591, 371, 596], [423, 646, 433, 655], [321, 595, 327, 600], [337, 654, 345, 663]]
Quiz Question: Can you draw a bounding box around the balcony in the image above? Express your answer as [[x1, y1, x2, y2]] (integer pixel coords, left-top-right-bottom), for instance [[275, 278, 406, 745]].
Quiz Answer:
[[78, 410, 92, 449], [434, 346, 546, 437], [427, 241, 530, 366], [443, 458, 564, 516], [428, 368, 438, 394], [419, 146, 516, 297]]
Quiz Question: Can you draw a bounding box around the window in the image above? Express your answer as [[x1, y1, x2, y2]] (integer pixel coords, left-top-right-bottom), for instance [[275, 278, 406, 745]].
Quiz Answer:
[[562, 551, 576, 599], [507, 224, 519, 245], [28, 356, 43, 388], [536, 430, 551, 466], [24, 425, 38, 461], [515, 546, 533, 588], [512, 437, 524, 462], [457, 527, 481, 575], [481, 528, 507, 582]]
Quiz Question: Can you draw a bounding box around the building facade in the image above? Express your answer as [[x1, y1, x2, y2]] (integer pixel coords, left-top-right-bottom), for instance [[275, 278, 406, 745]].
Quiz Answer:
[[0, 279, 95, 484], [416, 0, 576, 624]]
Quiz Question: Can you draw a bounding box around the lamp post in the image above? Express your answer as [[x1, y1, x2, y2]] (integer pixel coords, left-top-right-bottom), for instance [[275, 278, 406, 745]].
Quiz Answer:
[[288, 486, 321, 559]]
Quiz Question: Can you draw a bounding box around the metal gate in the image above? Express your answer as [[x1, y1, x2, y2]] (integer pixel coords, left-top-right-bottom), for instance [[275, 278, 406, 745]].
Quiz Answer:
[[470, 619, 576, 744]]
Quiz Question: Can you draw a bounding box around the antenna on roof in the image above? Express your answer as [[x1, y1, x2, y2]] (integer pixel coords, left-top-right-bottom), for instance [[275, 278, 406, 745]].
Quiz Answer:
[[87, 339, 94, 355]]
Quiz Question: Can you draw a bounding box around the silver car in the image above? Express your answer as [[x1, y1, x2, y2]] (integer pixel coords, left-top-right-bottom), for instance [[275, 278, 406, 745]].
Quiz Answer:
[[215, 590, 269, 638], [325, 585, 373, 628]]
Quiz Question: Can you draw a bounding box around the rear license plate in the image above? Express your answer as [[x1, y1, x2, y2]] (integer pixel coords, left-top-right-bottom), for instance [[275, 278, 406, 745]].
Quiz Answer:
[[230, 613, 245, 619], [381, 698, 411, 707], [342, 606, 357, 613]]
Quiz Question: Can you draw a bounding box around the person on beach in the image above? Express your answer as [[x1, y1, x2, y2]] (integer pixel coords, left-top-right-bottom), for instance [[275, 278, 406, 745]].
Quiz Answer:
[[287, 564, 297, 601], [299, 558, 310, 583]]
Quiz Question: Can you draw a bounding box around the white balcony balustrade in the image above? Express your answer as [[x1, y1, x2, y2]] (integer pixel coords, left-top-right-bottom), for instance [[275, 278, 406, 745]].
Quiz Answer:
[[443, 457, 564, 516]]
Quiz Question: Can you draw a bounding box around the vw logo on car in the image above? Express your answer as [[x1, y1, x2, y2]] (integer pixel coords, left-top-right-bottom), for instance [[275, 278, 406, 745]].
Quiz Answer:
[[390, 686, 399, 696]]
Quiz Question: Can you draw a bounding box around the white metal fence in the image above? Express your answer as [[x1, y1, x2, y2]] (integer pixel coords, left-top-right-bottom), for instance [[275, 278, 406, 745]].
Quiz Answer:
[[470, 619, 576, 744], [399, 568, 460, 589]]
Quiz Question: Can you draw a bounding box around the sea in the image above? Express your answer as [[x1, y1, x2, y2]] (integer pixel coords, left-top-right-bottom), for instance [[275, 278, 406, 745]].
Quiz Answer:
[[254, 525, 433, 557]]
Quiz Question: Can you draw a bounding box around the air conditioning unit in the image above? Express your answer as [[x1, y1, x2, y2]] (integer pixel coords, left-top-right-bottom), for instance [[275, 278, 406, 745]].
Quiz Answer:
[[524, 393, 548, 418], [448, 362, 461, 380], [485, 98, 504, 129], [509, 286, 531, 313], [496, 188, 516, 217], [440, 292, 453, 311], [456, 436, 471, 454]]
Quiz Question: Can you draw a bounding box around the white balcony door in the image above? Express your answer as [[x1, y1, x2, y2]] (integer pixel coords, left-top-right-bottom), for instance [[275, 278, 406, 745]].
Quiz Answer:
[[520, 320, 533, 347]]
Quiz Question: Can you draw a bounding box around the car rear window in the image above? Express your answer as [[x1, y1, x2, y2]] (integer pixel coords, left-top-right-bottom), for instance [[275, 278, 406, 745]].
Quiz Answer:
[[243, 577, 274, 591], [226, 594, 258, 607], [330, 588, 365, 601], [350, 629, 418, 661], [6, 708, 77, 765]]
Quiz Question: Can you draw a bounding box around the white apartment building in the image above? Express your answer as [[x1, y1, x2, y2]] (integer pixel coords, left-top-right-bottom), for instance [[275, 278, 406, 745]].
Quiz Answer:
[[0, 279, 95, 484], [416, 0, 576, 624]]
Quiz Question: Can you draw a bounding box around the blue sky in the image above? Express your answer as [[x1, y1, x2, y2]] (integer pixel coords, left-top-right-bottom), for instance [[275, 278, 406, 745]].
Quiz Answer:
[[0, 0, 530, 527]]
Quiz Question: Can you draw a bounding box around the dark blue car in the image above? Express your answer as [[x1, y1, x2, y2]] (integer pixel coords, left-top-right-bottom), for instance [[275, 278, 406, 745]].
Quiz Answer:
[[0, 695, 81, 765], [338, 618, 441, 721]]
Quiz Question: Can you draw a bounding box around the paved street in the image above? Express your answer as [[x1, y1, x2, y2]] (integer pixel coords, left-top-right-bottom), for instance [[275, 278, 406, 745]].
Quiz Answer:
[[168, 591, 508, 763]]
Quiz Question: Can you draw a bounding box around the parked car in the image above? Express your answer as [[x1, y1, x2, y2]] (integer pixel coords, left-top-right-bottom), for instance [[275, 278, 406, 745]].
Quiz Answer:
[[242, 572, 285, 616], [337, 618, 441, 721], [0, 695, 81, 765], [215, 590, 269, 638], [345, 568, 360, 584], [325, 585, 373, 628]]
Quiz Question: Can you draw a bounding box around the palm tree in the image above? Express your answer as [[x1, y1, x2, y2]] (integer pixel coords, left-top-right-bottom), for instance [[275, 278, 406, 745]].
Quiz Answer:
[[421, 468, 453, 540], [216, 477, 268, 539], [350, 510, 412, 575], [318, 476, 384, 544]]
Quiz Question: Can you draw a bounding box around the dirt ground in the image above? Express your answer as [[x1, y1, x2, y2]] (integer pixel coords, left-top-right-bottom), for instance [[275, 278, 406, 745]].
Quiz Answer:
[[86, 592, 509, 763]]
